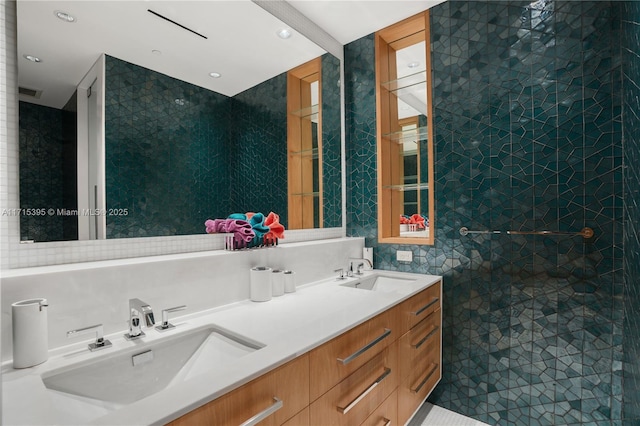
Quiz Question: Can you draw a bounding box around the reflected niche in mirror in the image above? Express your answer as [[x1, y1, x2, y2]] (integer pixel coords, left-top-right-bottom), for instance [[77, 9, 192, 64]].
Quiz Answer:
[[17, 2, 342, 243]]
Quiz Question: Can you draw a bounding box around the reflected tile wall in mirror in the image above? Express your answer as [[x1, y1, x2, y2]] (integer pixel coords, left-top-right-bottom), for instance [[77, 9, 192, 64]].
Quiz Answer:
[[229, 72, 288, 225], [19, 101, 78, 242], [322, 53, 342, 228], [105, 55, 231, 238]]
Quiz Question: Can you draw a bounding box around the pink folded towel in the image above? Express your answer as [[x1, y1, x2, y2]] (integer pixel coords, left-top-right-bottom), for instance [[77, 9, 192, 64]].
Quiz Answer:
[[205, 218, 255, 243]]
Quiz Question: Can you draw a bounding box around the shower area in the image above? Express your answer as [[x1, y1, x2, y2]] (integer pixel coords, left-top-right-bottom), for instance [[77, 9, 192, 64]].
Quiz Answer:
[[424, 1, 624, 424], [346, 1, 640, 425]]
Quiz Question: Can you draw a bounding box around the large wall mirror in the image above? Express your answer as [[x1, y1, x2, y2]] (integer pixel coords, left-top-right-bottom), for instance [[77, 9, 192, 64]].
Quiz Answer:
[[16, 1, 342, 243]]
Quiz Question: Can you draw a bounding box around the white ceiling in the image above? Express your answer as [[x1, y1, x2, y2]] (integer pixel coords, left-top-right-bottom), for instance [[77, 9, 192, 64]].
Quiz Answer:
[[17, 0, 445, 109], [288, 1, 445, 45]]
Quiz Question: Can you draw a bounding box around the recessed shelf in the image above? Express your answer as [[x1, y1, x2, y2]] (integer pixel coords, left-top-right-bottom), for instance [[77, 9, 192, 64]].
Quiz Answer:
[[290, 104, 319, 119], [381, 71, 426, 93], [382, 183, 429, 191], [290, 191, 320, 197], [289, 147, 319, 159], [382, 126, 428, 144]]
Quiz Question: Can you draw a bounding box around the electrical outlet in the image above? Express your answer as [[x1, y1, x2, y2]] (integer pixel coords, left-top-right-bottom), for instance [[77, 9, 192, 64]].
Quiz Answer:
[[396, 250, 413, 262]]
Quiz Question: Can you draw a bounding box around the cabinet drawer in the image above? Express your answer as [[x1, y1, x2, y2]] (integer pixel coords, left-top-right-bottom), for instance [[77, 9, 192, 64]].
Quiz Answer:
[[310, 309, 398, 401], [360, 389, 397, 426], [397, 358, 440, 425], [397, 281, 441, 333], [168, 355, 309, 426], [398, 308, 441, 382], [310, 343, 398, 426]]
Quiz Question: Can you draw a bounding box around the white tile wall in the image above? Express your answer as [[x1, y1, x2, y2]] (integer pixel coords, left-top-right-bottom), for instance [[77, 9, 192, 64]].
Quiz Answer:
[[1, 1, 19, 271]]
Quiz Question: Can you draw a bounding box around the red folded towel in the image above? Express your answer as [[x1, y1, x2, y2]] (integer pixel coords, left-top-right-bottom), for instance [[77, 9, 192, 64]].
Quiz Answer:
[[264, 212, 285, 240], [409, 214, 425, 229]]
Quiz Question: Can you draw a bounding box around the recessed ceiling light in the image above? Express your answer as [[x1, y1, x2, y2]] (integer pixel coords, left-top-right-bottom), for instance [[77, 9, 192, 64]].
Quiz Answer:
[[23, 54, 42, 63], [408, 61, 420, 69], [54, 10, 76, 23], [152, 50, 162, 56], [277, 29, 292, 39], [209, 72, 221, 78]]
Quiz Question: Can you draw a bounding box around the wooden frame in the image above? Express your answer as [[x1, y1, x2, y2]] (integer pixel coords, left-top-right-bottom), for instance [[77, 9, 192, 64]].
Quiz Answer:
[[375, 11, 435, 245], [287, 58, 323, 229]]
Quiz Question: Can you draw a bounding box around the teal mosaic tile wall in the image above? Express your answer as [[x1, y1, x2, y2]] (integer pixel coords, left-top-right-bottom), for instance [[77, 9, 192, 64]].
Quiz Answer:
[[345, 2, 623, 424], [105, 55, 231, 238], [19, 101, 77, 242], [230, 73, 289, 224], [322, 53, 343, 228], [621, 1, 640, 424], [105, 54, 341, 237]]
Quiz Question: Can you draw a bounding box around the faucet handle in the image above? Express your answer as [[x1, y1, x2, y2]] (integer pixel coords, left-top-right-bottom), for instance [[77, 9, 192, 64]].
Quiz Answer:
[[156, 305, 187, 332], [334, 268, 346, 280], [67, 324, 112, 352]]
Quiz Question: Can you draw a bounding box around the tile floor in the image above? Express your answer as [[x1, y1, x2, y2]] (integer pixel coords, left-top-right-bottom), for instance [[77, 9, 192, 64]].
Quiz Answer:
[[409, 403, 492, 426]]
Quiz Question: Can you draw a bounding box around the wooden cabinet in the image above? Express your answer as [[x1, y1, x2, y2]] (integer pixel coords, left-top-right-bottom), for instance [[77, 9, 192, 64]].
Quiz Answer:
[[361, 389, 398, 426], [397, 280, 441, 333], [171, 281, 441, 426], [310, 343, 398, 425], [168, 355, 309, 426], [397, 282, 442, 425], [309, 308, 398, 401]]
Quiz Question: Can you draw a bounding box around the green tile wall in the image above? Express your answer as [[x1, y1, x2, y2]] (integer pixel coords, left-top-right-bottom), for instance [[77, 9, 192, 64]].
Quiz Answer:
[[105, 55, 231, 238], [19, 101, 77, 242], [621, 1, 640, 424], [345, 2, 623, 424], [105, 54, 341, 237]]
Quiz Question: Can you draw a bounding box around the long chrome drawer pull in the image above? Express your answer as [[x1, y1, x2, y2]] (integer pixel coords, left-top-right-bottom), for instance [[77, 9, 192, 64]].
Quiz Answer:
[[337, 368, 392, 414], [337, 328, 392, 365], [383, 418, 392, 426], [412, 363, 438, 394], [411, 297, 439, 317], [413, 325, 440, 350], [240, 397, 283, 426]]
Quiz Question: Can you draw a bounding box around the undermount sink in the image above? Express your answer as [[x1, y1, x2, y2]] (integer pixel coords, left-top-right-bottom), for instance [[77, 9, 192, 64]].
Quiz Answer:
[[42, 325, 264, 405], [341, 274, 416, 291]]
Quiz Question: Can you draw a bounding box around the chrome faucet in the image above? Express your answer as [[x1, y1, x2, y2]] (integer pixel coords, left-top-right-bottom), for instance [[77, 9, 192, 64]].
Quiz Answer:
[[125, 298, 155, 340], [349, 258, 373, 276]]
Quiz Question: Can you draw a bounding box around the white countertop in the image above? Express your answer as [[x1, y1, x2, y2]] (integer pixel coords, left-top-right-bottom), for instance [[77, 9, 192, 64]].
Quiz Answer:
[[2, 270, 441, 426]]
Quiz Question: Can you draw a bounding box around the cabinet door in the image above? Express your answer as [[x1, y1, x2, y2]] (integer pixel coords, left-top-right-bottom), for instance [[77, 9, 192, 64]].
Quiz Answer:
[[310, 342, 398, 426], [168, 355, 309, 426], [309, 309, 399, 401], [397, 281, 441, 333]]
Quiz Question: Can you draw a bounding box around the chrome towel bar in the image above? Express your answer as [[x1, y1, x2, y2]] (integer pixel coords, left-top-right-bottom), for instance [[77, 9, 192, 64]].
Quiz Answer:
[[459, 227, 594, 239]]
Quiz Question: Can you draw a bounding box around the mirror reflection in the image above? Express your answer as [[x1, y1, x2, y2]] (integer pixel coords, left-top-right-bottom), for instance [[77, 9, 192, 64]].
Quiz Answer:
[[17, 1, 342, 243]]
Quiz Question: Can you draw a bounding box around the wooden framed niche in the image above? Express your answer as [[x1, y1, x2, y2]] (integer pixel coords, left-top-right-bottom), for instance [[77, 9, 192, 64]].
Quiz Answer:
[[375, 11, 435, 245], [287, 58, 323, 229]]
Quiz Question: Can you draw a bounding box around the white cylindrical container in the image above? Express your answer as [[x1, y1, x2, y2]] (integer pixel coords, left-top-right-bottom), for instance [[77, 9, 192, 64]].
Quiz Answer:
[[284, 270, 296, 293], [363, 247, 374, 271], [250, 266, 272, 302], [12, 298, 49, 369], [271, 270, 285, 297]]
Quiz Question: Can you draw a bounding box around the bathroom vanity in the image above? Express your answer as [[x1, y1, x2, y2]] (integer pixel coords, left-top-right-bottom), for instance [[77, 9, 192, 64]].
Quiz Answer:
[[171, 275, 441, 426], [1, 256, 441, 425]]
